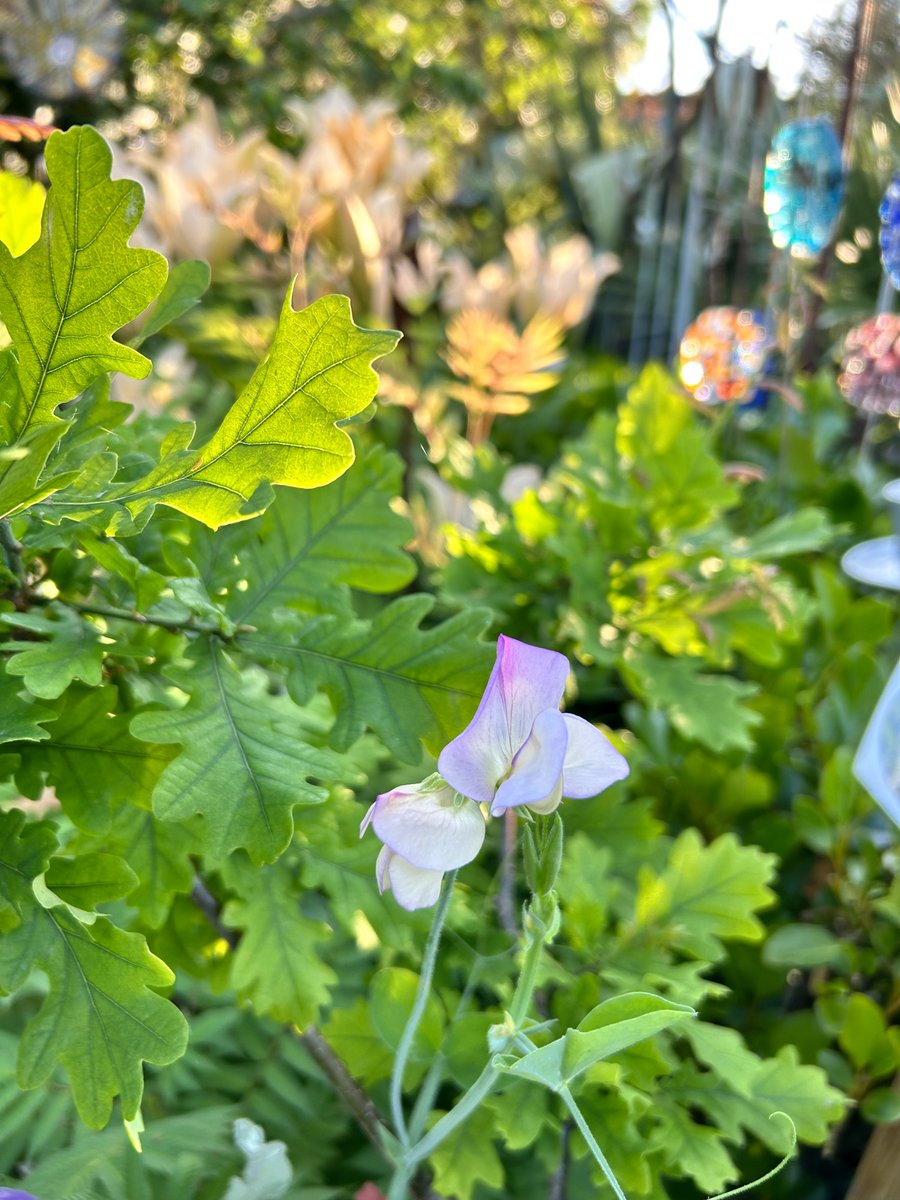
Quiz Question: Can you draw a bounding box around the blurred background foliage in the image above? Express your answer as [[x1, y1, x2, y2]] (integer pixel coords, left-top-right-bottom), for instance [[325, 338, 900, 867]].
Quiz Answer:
[[1, 0, 898, 358]]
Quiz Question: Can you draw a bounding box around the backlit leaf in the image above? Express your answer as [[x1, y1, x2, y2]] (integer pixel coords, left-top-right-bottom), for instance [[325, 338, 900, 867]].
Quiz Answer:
[[0, 422, 75, 520], [0, 668, 53, 742], [133, 258, 211, 346], [615, 365, 738, 533], [44, 851, 138, 908], [205, 444, 415, 626], [426, 1110, 504, 1200], [739, 1048, 846, 1143], [0, 605, 104, 699], [737, 508, 834, 560], [635, 830, 776, 961], [0, 170, 45, 257], [117, 293, 400, 528], [95, 802, 197, 930], [14, 685, 175, 833], [369, 967, 445, 1061], [222, 857, 337, 1028], [652, 1100, 738, 1193], [624, 649, 762, 753], [0, 126, 166, 440]]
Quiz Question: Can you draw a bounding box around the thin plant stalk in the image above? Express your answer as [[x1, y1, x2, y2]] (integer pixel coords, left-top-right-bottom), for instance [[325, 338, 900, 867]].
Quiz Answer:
[[389, 869, 457, 1148], [407, 959, 484, 1144], [388, 914, 549, 1200], [559, 1084, 628, 1200]]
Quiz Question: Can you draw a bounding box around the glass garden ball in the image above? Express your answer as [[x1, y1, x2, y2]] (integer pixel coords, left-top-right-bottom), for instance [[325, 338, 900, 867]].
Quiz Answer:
[[880, 174, 900, 290], [679, 307, 771, 406], [839, 314, 900, 417], [764, 119, 844, 259]]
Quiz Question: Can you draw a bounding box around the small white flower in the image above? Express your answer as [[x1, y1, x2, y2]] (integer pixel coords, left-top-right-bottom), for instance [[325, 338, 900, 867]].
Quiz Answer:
[[360, 776, 485, 911]]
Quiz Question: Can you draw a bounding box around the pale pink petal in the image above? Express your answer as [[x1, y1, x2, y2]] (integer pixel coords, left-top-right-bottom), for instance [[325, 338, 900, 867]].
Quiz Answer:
[[561, 714, 629, 798], [439, 635, 569, 803], [491, 707, 568, 815], [372, 783, 485, 871], [386, 853, 445, 910], [359, 801, 377, 838], [375, 843, 393, 893], [438, 655, 510, 803]]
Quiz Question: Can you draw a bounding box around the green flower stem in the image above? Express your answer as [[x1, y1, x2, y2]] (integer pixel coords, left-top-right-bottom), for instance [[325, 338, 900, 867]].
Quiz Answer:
[[406, 1054, 445, 1148], [386, 1161, 415, 1200], [399, 925, 547, 1177], [404, 1060, 500, 1170], [509, 928, 545, 1027], [558, 1084, 628, 1200], [407, 959, 483, 1144], [390, 870, 457, 1148]]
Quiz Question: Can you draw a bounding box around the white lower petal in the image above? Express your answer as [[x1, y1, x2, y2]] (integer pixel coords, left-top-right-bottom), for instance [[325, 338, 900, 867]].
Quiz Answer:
[[386, 853, 445, 910], [372, 784, 486, 871], [375, 844, 393, 893]]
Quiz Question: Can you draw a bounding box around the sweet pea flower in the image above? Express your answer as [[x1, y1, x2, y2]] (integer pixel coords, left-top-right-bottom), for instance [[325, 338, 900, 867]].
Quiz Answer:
[[360, 775, 485, 911], [438, 635, 628, 816], [0, 1189, 39, 1199]]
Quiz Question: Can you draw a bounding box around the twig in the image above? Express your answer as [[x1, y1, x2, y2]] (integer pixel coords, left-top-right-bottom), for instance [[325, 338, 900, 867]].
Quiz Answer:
[[0, 520, 23, 585], [549, 1119, 572, 1200], [190, 877, 238, 947], [25, 591, 235, 636], [298, 1026, 392, 1163]]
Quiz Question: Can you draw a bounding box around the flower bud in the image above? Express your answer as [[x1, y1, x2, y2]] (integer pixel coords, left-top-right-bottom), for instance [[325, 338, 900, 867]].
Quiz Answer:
[[535, 813, 564, 895], [522, 813, 564, 897], [488, 1014, 516, 1052], [524, 890, 560, 943], [522, 822, 541, 895]]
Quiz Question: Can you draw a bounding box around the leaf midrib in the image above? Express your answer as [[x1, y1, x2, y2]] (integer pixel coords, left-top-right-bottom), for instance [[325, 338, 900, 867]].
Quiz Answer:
[[21, 135, 82, 438], [209, 642, 272, 836], [240, 634, 480, 698], [232, 460, 396, 625]]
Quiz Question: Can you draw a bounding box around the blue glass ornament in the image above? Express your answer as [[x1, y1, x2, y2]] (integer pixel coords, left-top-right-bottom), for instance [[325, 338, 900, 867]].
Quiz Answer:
[[763, 119, 844, 259], [880, 174, 900, 290]]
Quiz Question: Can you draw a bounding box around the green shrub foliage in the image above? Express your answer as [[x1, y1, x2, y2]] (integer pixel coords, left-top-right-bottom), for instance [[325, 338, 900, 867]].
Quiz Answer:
[[0, 126, 894, 1200]]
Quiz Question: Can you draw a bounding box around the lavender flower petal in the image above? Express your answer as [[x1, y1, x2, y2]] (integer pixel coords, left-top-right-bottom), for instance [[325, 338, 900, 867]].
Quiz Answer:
[[492, 707, 568, 815], [560, 714, 629, 798], [439, 634, 569, 802]]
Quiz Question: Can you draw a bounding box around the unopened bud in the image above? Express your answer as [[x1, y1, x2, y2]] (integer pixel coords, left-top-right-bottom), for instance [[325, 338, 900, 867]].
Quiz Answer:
[[524, 891, 560, 943], [488, 1014, 516, 1052], [522, 823, 541, 895], [536, 814, 564, 895]]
